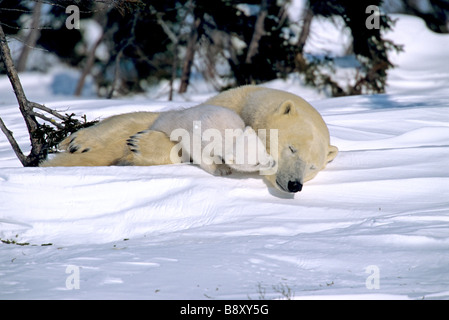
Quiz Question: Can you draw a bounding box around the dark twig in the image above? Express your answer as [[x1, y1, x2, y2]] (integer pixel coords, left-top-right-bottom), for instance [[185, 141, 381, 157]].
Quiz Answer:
[[0, 117, 28, 165], [28, 102, 68, 121]]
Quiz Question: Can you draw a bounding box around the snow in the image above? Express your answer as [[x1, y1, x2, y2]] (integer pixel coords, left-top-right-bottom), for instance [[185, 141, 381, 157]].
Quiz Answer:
[[1, 14, 449, 300]]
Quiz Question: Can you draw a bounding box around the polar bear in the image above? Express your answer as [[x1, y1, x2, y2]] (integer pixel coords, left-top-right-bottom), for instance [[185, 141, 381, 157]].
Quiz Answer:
[[41, 86, 338, 193], [133, 104, 274, 176], [201, 86, 338, 193]]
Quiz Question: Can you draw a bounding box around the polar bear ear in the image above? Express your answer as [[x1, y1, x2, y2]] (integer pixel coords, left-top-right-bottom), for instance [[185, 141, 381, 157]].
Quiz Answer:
[[327, 145, 338, 163], [275, 100, 297, 116]]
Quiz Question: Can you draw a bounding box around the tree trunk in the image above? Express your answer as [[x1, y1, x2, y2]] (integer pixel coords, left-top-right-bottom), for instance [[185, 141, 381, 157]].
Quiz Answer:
[[294, 5, 313, 72], [296, 6, 313, 53], [245, 0, 268, 64], [149, 4, 180, 100], [74, 31, 104, 96], [16, 0, 43, 72], [179, 16, 202, 94], [75, 5, 112, 96], [169, 40, 178, 101]]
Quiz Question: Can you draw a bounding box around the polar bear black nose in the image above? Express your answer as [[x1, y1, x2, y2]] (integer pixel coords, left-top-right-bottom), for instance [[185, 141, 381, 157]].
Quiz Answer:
[[288, 180, 303, 193]]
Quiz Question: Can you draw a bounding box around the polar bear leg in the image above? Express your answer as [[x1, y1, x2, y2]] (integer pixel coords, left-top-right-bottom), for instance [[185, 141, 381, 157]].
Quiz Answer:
[[40, 112, 162, 167]]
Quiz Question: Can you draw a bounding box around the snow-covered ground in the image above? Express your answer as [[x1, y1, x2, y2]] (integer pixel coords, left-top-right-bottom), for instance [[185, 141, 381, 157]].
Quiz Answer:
[[1, 14, 449, 300]]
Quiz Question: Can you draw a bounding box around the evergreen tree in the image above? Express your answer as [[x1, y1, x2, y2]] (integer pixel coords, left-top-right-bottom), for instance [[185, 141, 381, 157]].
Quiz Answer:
[[1, 0, 405, 96], [298, 0, 403, 95]]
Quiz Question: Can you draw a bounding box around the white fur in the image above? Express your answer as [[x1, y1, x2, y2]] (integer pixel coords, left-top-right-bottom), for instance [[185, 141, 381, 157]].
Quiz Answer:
[[150, 104, 274, 176]]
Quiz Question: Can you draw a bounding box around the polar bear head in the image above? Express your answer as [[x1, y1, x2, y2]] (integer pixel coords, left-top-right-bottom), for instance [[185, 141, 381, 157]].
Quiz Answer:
[[260, 99, 338, 193]]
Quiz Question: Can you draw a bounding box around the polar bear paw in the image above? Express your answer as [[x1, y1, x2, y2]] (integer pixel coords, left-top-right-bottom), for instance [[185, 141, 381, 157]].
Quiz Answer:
[[125, 130, 149, 154], [114, 129, 175, 166], [112, 130, 150, 165], [215, 164, 233, 176], [63, 130, 94, 154], [204, 163, 233, 176]]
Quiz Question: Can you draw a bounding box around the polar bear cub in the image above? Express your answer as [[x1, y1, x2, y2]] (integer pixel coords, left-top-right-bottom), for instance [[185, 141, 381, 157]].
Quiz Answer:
[[149, 104, 275, 176]]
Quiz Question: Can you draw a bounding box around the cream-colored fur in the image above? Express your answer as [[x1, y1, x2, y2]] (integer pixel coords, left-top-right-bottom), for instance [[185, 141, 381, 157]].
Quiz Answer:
[[40, 112, 163, 167], [40, 86, 338, 193]]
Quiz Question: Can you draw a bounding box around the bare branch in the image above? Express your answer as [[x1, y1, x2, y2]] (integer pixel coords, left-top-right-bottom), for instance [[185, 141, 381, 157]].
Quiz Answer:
[[148, 5, 179, 44], [0, 117, 28, 166], [0, 23, 44, 166], [30, 111, 65, 129], [0, 17, 101, 166], [28, 102, 68, 121]]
